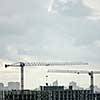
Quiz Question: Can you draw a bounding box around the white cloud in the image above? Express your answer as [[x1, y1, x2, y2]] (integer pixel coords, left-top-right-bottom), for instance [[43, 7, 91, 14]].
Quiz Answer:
[[0, 0, 100, 64], [94, 40, 100, 48], [48, 0, 91, 17], [48, 0, 100, 20], [83, 0, 100, 11], [48, 0, 54, 13], [86, 13, 100, 20], [83, 0, 100, 20], [7, 45, 18, 55]]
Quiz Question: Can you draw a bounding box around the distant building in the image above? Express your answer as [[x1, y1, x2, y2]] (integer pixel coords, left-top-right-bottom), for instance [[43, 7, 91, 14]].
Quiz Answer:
[[52, 80, 58, 86], [69, 81, 83, 90], [69, 81, 77, 87], [8, 82, 20, 90]]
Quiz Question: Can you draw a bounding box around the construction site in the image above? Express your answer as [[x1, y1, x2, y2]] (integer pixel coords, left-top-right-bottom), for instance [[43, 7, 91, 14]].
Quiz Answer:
[[0, 0, 100, 99], [0, 61, 99, 100]]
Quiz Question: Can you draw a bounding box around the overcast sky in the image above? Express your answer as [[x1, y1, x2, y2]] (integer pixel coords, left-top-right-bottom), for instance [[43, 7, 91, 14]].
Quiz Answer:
[[0, 0, 100, 89]]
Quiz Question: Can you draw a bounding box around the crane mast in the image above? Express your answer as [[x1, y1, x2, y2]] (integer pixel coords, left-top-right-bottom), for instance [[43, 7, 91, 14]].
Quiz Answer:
[[5, 62, 25, 90], [21, 64, 24, 91]]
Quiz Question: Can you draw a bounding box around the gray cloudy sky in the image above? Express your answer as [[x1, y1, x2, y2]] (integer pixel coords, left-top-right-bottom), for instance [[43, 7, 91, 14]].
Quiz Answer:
[[0, 0, 100, 89]]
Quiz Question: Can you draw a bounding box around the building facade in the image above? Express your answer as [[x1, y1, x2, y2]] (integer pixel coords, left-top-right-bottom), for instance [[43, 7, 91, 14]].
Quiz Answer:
[[0, 83, 4, 90], [8, 82, 20, 90], [2, 86, 100, 100]]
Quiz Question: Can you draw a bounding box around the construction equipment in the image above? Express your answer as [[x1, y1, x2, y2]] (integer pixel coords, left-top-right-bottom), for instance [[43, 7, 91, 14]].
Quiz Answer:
[[48, 69, 100, 98], [5, 61, 88, 90], [5, 62, 25, 91]]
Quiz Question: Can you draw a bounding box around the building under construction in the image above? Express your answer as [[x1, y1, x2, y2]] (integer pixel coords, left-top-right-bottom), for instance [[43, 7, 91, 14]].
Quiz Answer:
[[1, 85, 100, 100], [3, 62, 100, 100]]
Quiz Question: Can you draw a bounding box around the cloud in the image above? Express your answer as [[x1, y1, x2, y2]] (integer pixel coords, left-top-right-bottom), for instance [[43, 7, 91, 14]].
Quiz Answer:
[[94, 40, 100, 48], [0, 0, 100, 64], [83, 0, 100, 11], [0, 0, 100, 89], [48, 0, 92, 16], [0, 0, 48, 16], [0, 16, 100, 64], [48, 0, 54, 14], [83, 0, 100, 20], [86, 12, 100, 20], [48, 0, 100, 20]]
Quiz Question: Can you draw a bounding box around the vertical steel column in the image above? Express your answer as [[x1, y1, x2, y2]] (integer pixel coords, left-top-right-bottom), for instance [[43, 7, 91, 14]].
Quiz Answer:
[[20, 62, 25, 91], [21, 66, 24, 91], [89, 71, 94, 100], [20, 63, 25, 100], [91, 72, 94, 93]]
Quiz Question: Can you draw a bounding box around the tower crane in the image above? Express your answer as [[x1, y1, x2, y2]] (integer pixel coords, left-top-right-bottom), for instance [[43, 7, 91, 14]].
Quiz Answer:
[[5, 61, 88, 90], [48, 69, 100, 94]]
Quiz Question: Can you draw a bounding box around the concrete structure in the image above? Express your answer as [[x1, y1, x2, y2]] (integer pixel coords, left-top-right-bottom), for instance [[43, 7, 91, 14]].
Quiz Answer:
[[3, 85, 100, 100], [4, 86, 8, 91], [40, 86, 64, 91], [95, 93, 100, 100], [0, 91, 3, 100], [0, 83, 4, 90], [8, 82, 20, 90]]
